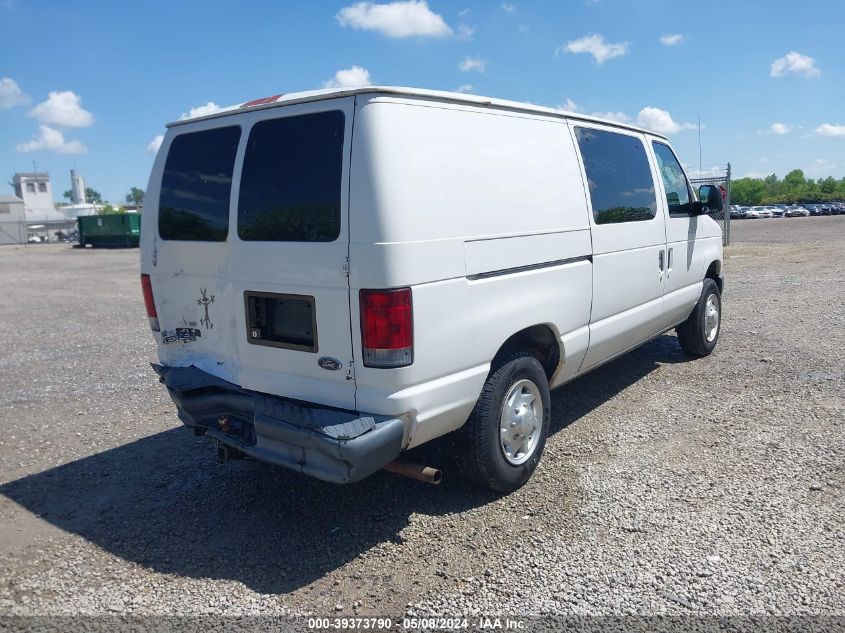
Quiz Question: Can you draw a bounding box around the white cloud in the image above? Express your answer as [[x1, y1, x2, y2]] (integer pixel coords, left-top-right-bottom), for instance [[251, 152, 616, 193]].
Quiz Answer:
[[323, 65, 373, 89], [501, 3, 515, 12], [659, 33, 683, 46], [0, 77, 30, 110], [558, 97, 581, 112], [558, 99, 693, 132], [770, 51, 820, 78], [16, 124, 86, 154], [147, 134, 164, 154], [458, 8, 469, 16], [179, 101, 222, 120], [815, 123, 845, 137], [807, 158, 837, 176], [28, 91, 93, 127], [336, 1, 451, 38], [636, 107, 695, 134], [594, 110, 632, 123], [459, 55, 488, 73], [556, 98, 630, 123], [559, 33, 628, 64], [456, 83, 475, 93], [767, 122, 791, 135], [457, 23, 475, 40]]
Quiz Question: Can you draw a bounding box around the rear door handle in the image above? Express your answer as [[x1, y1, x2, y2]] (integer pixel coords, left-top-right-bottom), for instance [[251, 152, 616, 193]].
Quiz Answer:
[[658, 249, 665, 272], [667, 247, 673, 278]]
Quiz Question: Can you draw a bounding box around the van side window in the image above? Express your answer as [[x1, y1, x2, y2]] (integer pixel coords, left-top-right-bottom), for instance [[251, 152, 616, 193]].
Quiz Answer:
[[652, 141, 692, 215], [238, 110, 344, 242], [158, 126, 241, 241], [574, 127, 657, 225]]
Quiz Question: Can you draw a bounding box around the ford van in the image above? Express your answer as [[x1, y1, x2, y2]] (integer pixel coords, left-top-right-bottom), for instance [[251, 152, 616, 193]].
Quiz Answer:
[[140, 87, 724, 492]]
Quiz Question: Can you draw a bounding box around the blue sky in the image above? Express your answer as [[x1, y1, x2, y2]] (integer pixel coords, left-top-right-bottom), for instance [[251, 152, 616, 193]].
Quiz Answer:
[[2, 0, 844, 202]]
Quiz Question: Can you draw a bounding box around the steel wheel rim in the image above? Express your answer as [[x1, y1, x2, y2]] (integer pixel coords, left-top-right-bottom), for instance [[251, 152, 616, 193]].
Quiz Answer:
[[499, 379, 542, 466], [704, 293, 720, 342]]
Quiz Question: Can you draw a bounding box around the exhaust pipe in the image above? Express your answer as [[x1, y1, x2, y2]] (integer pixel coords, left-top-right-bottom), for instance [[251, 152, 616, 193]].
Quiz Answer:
[[384, 460, 442, 485]]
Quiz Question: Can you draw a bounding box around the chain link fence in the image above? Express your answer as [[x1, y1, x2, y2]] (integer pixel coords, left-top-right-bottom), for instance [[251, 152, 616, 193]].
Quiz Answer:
[[689, 163, 731, 245], [0, 220, 79, 245], [0, 221, 27, 246]]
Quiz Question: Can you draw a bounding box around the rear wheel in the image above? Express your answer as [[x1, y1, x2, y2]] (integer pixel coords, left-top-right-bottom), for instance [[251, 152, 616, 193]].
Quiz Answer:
[[459, 353, 550, 493], [677, 278, 721, 357]]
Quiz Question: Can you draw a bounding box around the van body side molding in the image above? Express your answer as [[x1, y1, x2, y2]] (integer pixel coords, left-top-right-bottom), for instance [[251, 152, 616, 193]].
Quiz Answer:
[[466, 255, 592, 281]]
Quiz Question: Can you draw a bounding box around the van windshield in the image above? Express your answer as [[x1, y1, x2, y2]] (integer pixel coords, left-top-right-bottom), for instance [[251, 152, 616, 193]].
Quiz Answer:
[[238, 110, 345, 242]]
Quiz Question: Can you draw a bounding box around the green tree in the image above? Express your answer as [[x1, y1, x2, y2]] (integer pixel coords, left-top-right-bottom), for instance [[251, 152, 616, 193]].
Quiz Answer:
[[783, 169, 806, 192], [85, 187, 103, 204], [125, 187, 145, 206], [62, 189, 73, 202], [730, 178, 766, 205], [99, 204, 128, 215]]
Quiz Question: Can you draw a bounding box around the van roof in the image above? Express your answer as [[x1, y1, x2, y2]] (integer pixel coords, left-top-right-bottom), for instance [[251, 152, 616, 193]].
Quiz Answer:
[[166, 86, 668, 139]]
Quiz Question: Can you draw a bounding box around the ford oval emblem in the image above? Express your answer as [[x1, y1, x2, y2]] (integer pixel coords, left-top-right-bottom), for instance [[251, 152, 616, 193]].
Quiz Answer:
[[318, 357, 343, 371]]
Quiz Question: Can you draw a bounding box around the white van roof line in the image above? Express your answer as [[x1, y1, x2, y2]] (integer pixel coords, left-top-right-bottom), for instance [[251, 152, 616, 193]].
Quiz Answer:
[[165, 86, 668, 139]]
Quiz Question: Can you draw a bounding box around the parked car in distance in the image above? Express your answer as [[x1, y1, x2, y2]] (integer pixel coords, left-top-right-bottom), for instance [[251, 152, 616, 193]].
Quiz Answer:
[[140, 86, 725, 492], [785, 206, 810, 217], [753, 206, 773, 218], [767, 206, 785, 217], [744, 207, 761, 219]]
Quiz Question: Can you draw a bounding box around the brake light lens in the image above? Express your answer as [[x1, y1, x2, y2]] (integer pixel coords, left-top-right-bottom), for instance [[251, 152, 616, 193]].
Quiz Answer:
[[140, 274, 160, 332], [360, 288, 413, 368]]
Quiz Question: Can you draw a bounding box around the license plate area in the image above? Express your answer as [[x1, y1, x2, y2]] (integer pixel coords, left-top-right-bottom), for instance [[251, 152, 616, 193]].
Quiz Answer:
[[244, 291, 318, 352]]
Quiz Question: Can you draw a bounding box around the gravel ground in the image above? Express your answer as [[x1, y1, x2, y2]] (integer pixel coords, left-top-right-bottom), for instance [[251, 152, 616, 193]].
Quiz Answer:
[[0, 216, 843, 621]]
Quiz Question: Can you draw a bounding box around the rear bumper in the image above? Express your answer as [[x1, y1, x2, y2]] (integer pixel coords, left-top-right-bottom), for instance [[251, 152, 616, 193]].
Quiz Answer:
[[152, 364, 404, 484]]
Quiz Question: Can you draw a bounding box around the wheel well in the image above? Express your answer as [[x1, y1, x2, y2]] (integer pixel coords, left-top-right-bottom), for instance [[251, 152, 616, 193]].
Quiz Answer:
[[491, 325, 560, 381], [706, 260, 722, 293]]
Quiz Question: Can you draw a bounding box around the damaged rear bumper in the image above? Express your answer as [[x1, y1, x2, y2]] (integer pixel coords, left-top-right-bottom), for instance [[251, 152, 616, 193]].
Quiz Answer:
[[152, 364, 404, 484]]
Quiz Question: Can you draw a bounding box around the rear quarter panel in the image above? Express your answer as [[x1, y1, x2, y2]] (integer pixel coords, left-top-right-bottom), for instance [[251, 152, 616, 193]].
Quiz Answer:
[[349, 96, 593, 447]]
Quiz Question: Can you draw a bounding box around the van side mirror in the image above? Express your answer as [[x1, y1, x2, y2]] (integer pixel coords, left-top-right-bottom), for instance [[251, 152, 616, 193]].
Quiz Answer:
[[692, 184, 724, 215]]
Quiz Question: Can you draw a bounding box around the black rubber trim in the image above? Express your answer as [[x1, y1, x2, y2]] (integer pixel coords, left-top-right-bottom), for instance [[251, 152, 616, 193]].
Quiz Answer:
[[151, 364, 404, 484], [467, 254, 592, 281]]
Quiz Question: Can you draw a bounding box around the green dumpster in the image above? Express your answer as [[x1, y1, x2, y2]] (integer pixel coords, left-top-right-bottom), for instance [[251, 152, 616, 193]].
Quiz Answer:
[[77, 214, 141, 248]]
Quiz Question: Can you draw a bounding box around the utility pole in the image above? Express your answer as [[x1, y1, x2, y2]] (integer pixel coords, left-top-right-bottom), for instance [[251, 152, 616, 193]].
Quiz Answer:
[[698, 116, 702, 173]]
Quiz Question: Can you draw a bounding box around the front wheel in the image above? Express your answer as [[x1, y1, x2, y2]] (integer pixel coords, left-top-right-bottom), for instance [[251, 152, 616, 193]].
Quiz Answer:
[[459, 353, 551, 493], [677, 278, 721, 357]]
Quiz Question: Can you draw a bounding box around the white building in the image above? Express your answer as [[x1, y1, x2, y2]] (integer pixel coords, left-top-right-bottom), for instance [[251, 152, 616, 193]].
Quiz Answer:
[[11, 172, 76, 238], [13, 172, 56, 219], [0, 194, 26, 245]]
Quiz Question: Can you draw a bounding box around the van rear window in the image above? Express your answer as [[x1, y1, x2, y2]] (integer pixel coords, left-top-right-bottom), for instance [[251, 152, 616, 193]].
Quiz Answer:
[[238, 110, 344, 242], [158, 126, 241, 241]]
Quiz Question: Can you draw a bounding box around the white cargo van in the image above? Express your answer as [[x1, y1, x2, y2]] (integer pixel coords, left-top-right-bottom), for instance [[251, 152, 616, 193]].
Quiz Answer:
[[140, 87, 724, 492]]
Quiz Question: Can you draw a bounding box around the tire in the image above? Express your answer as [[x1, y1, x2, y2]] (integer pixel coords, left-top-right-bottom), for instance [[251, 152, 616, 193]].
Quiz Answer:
[[677, 278, 721, 357], [459, 353, 551, 493]]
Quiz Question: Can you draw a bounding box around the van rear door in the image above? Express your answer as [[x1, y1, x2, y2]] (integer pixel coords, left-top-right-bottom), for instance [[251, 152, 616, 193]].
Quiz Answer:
[[146, 98, 356, 410]]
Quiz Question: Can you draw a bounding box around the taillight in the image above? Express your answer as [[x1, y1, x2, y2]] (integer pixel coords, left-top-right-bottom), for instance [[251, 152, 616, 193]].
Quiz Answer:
[[140, 274, 160, 332], [360, 288, 413, 368]]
